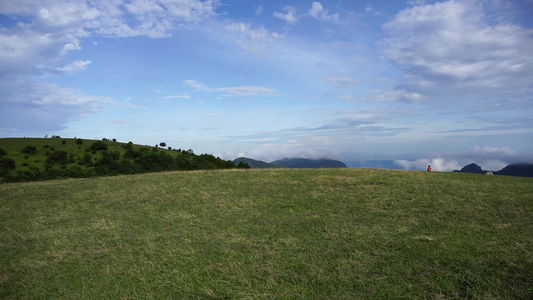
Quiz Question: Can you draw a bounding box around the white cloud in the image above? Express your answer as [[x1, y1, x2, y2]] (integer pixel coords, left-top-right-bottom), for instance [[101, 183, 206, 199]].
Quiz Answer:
[[0, 77, 114, 133], [382, 0, 533, 104], [183, 80, 210, 91], [0, 0, 220, 134], [223, 22, 283, 51], [162, 94, 191, 100], [308, 2, 339, 22], [213, 86, 276, 97], [255, 5, 263, 16], [393, 145, 533, 172], [324, 76, 358, 87], [394, 158, 462, 172], [184, 80, 276, 97], [274, 6, 299, 25], [57, 60, 92, 74]]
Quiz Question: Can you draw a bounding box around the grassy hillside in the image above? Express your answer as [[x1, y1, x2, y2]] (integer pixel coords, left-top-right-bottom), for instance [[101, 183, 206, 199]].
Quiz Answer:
[[0, 138, 238, 182], [1, 169, 531, 299]]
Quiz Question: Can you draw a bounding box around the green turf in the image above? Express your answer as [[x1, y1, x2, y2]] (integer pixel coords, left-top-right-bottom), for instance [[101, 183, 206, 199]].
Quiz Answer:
[[1, 168, 531, 299]]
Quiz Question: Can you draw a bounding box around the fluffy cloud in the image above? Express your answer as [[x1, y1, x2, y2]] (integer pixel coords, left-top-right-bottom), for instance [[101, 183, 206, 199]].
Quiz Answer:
[[0, 0, 220, 133], [274, 6, 298, 25], [381, 0, 533, 104], [224, 22, 282, 51], [56, 60, 92, 74], [308, 2, 339, 22], [394, 158, 461, 172]]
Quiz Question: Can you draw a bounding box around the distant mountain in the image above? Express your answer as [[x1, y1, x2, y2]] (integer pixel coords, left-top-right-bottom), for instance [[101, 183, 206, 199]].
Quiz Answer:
[[346, 160, 403, 170], [454, 163, 486, 174], [494, 163, 533, 177], [453, 162, 533, 177], [233, 157, 285, 169], [271, 158, 347, 169]]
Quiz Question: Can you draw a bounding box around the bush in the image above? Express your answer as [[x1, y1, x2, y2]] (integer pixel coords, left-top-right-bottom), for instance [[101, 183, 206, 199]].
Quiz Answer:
[[0, 148, 6, 156], [21, 145, 37, 154], [78, 153, 94, 167], [90, 141, 108, 151], [61, 140, 66, 145], [76, 139, 83, 145], [47, 150, 68, 165], [0, 157, 16, 172]]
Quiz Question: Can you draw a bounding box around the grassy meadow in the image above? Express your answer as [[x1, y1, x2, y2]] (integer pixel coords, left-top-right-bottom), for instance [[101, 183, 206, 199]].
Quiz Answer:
[[1, 168, 531, 299]]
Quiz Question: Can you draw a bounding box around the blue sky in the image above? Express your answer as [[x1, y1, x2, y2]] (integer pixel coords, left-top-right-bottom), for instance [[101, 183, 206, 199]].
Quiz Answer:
[[1, 0, 532, 170]]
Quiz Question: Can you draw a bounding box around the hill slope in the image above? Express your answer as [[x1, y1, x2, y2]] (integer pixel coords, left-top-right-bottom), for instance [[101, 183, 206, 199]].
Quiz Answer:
[[1, 169, 531, 299], [0, 137, 239, 182]]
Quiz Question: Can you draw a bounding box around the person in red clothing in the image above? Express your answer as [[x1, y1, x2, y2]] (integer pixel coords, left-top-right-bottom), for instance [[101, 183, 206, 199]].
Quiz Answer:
[[427, 165, 432, 172]]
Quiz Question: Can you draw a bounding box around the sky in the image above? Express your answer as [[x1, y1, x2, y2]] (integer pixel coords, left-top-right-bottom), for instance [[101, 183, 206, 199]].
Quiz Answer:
[[1, 0, 532, 171]]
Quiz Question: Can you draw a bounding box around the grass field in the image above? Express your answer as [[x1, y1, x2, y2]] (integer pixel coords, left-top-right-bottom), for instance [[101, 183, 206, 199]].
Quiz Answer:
[[1, 168, 531, 299]]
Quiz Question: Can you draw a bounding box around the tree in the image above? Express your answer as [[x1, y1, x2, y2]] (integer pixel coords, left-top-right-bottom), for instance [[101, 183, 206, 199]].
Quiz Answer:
[[160, 142, 167, 147], [237, 162, 251, 169]]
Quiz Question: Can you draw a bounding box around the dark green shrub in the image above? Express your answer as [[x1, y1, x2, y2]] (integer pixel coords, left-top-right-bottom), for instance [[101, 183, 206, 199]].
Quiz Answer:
[[79, 153, 94, 167], [237, 162, 251, 169], [61, 140, 66, 145], [76, 138, 83, 145], [0, 157, 16, 172], [47, 150, 68, 165], [21, 145, 37, 154], [0, 148, 6, 156], [90, 141, 108, 151]]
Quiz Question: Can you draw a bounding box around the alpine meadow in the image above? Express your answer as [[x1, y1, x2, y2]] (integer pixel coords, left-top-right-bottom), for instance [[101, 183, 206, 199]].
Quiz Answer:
[[1, 168, 531, 299], [1, 0, 533, 298]]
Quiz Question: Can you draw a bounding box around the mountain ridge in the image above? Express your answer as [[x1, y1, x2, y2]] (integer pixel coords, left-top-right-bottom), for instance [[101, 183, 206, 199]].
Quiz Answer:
[[454, 162, 533, 177], [270, 158, 347, 169]]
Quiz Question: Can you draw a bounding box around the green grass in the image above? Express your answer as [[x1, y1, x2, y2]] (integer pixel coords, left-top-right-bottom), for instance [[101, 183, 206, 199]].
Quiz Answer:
[[0, 137, 160, 172], [1, 169, 531, 299]]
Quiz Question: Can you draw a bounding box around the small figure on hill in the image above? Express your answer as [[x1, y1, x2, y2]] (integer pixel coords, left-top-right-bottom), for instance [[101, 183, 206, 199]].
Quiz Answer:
[[427, 165, 432, 172]]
